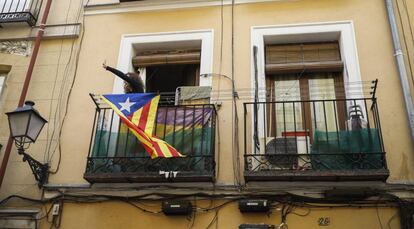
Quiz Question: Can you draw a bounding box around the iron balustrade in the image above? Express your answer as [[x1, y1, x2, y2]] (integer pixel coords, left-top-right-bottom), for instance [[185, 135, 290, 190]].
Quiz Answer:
[[0, 0, 42, 26], [84, 104, 216, 183], [243, 97, 389, 181]]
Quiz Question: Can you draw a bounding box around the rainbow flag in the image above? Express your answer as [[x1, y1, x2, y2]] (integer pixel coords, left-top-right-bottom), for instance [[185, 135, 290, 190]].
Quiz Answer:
[[101, 93, 183, 158]]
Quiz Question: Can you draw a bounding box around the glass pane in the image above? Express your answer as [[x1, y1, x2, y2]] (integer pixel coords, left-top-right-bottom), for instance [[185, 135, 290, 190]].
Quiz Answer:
[[309, 77, 337, 132], [8, 112, 30, 138], [274, 80, 303, 137], [27, 114, 46, 142]]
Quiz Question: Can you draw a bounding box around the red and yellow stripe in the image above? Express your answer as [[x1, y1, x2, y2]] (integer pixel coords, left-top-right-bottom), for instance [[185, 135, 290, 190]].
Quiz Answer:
[[101, 95, 183, 158], [131, 96, 159, 135]]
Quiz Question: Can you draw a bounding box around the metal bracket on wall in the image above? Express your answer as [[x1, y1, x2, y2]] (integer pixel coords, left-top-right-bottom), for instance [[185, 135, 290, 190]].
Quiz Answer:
[[18, 148, 49, 188]]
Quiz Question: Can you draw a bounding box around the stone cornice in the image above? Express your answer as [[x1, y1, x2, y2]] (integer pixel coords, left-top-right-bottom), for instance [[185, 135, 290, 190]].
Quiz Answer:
[[84, 0, 297, 16]]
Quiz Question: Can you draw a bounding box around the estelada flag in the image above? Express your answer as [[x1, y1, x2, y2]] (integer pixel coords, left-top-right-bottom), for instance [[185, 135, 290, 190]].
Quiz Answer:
[[101, 93, 184, 158]]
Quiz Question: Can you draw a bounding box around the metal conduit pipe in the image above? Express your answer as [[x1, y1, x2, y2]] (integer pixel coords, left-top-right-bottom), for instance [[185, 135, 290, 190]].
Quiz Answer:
[[385, 0, 414, 144]]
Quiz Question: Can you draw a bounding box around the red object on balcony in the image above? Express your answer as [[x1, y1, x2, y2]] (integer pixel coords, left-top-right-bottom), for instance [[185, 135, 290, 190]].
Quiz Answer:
[[282, 131, 310, 137]]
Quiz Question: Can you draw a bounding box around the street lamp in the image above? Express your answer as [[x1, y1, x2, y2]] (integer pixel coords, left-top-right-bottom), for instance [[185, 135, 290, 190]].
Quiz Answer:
[[6, 101, 48, 187]]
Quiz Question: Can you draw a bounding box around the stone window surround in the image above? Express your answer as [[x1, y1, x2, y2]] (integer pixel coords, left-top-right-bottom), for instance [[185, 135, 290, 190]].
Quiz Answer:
[[112, 29, 214, 93], [251, 21, 363, 140]]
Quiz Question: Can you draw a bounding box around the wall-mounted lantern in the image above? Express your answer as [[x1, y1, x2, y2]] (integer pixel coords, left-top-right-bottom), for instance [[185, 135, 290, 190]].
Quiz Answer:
[[6, 101, 48, 187]]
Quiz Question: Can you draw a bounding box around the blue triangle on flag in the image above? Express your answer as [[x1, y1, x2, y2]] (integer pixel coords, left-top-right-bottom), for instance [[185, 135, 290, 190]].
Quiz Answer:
[[102, 93, 157, 117]]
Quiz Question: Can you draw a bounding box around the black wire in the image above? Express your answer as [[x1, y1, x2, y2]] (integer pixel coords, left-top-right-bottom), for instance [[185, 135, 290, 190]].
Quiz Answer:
[[48, 0, 86, 174], [187, 207, 196, 229], [387, 211, 398, 229], [205, 208, 219, 229], [0, 192, 405, 212], [121, 199, 162, 214], [376, 196, 385, 229], [230, 0, 241, 189], [395, 0, 414, 88], [289, 207, 311, 217]]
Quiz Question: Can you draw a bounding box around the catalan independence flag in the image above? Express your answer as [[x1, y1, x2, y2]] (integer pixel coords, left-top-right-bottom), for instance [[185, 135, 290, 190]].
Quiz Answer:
[[101, 93, 183, 158]]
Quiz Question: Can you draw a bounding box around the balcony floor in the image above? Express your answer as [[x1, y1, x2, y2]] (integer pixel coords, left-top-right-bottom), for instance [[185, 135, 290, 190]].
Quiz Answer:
[[84, 171, 214, 183], [244, 169, 389, 182]]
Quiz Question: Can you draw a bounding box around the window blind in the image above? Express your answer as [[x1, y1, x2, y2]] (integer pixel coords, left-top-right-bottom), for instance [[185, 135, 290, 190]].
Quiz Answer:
[[132, 50, 201, 68], [265, 42, 343, 74]]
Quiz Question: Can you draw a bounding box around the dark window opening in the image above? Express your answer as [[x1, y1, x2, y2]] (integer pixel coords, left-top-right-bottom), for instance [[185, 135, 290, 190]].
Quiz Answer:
[[146, 64, 200, 104]]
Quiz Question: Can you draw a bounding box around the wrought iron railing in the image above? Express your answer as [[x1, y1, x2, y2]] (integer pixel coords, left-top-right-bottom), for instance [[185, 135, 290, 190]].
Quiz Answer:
[[0, 0, 42, 26], [243, 97, 389, 181], [84, 102, 216, 183]]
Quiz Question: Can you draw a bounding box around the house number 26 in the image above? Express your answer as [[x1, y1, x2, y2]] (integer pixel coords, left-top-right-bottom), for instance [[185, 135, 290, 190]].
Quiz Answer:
[[318, 217, 330, 226]]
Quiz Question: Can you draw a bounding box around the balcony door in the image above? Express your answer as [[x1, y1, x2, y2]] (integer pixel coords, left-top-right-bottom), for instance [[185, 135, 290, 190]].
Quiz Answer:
[[267, 72, 346, 140]]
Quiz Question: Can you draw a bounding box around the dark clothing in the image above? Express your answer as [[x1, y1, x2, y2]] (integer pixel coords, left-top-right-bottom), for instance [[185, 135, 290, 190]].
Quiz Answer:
[[105, 66, 145, 93]]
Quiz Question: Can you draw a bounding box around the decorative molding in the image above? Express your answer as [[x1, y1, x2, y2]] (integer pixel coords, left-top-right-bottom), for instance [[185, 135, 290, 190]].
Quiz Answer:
[[0, 23, 81, 41], [0, 40, 32, 56], [29, 23, 81, 40], [115, 29, 214, 93], [84, 0, 297, 16]]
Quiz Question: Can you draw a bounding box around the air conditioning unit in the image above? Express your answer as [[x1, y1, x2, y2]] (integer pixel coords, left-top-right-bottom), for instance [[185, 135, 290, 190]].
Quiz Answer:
[[175, 86, 211, 105], [259, 134, 310, 170]]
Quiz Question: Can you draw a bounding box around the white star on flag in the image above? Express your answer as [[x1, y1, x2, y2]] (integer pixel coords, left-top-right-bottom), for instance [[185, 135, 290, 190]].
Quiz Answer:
[[118, 97, 135, 113]]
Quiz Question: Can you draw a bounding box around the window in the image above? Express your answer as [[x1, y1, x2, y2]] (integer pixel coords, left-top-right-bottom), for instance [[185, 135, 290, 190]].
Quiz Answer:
[[113, 30, 213, 93], [132, 48, 201, 104], [265, 42, 346, 139]]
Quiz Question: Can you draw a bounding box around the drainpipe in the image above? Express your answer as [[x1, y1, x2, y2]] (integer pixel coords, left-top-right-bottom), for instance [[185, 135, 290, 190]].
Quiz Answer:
[[0, 0, 54, 188], [385, 0, 414, 144]]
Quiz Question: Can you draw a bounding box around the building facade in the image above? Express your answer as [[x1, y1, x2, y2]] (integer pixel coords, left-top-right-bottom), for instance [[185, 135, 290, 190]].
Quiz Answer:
[[0, 0, 414, 228]]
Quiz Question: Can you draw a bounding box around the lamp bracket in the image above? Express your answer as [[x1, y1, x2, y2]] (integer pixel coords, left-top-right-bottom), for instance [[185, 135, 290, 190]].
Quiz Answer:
[[17, 148, 49, 188]]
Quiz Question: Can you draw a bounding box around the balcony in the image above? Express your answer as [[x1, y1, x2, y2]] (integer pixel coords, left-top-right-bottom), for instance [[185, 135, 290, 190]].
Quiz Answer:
[[243, 96, 389, 182], [0, 0, 42, 26], [84, 95, 217, 183]]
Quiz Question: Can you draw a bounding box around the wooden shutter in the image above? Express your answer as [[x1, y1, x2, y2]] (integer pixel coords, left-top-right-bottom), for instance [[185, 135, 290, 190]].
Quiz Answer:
[[265, 42, 343, 74], [132, 50, 201, 68]]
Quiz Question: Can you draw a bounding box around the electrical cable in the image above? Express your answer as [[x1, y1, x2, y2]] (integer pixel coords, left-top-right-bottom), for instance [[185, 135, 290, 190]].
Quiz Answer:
[[376, 196, 385, 229], [48, 0, 87, 173], [395, 0, 414, 88], [230, 0, 242, 189], [47, 0, 82, 164], [121, 199, 162, 214], [44, 0, 75, 163], [401, 0, 414, 51], [44, 39, 64, 163], [0, 192, 406, 210], [387, 211, 398, 229], [205, 208, 219, 229]]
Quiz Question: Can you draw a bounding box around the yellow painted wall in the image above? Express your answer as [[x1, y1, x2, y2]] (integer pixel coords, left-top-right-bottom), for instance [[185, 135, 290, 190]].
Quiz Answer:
[[0, 39, 80, 199], [0, 0, 83, 200], [33, 201, 399, 229], [0, 0, 412, 228], [1, 0, 413, 196], [394, 0, 414, 102], [44, 0, 414, 186]]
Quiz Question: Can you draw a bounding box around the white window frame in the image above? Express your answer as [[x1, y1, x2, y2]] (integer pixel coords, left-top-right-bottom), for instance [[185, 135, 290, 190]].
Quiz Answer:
[[251, 21, 363, 148], [113, 29, 214, 93]]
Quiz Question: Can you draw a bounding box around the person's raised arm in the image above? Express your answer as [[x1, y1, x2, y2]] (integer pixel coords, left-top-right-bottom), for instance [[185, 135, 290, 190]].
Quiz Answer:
[[103, 64, 131, 83]]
